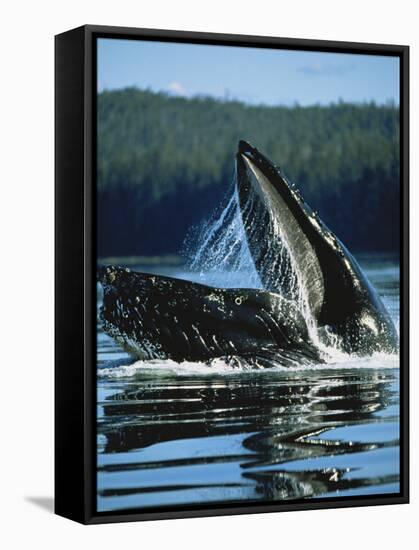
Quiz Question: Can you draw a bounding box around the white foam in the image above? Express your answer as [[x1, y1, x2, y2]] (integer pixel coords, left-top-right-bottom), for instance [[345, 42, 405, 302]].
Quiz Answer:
[[98, 351, 399, 379], [98, 358, 236, 378]]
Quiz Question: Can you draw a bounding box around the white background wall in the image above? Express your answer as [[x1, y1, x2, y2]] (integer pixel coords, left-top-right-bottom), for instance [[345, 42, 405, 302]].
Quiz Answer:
[[0, 1, 416, 548]]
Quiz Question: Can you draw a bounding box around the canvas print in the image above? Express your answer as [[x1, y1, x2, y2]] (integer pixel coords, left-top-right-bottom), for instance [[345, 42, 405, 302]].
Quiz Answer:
[[96, 38, 400, 513]]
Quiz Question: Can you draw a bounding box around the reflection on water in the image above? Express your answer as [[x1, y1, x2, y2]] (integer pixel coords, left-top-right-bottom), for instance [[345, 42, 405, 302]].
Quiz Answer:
[[96, 255, 400, 512]]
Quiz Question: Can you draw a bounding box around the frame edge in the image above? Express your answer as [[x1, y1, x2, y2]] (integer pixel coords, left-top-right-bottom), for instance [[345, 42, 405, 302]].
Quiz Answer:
[[55, 25, 88, 525]]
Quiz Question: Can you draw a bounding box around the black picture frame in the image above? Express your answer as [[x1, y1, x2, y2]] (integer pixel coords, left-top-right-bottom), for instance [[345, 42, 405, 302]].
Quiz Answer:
[[55, 24, 409, 525]]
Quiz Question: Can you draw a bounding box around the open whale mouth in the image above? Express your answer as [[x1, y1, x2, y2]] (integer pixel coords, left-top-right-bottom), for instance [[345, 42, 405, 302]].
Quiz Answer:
[[97, 141, 398, 363]]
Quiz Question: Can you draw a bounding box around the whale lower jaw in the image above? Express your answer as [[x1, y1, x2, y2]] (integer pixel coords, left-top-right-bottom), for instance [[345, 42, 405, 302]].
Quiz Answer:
[[236, 140, 399, 355]]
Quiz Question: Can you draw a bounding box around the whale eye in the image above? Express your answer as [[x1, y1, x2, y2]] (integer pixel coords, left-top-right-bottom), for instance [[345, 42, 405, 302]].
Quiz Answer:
[[235, 296, 243, 306], [106, 268, 116, 284]]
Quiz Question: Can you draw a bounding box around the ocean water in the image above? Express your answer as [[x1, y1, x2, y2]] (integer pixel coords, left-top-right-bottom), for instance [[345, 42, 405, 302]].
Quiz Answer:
[[96, 254, 400, 513]]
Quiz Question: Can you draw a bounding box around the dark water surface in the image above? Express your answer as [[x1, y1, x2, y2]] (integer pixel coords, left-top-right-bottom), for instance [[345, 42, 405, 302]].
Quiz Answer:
[[96, 255, 400, 512]]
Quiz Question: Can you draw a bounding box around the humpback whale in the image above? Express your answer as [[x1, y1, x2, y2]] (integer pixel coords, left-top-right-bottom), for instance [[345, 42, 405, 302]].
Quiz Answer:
[[99, 141, 398, 368]]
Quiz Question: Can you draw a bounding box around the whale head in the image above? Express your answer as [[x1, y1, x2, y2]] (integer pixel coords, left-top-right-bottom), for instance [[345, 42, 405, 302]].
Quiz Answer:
[[98, 265, 321, 366]]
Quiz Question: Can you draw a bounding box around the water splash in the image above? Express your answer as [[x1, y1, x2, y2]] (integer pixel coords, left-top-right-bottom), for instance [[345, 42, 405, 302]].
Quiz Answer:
[[184, 179, 306, 300], [184, 183, 262, 289], [183, 177, 344, 361]]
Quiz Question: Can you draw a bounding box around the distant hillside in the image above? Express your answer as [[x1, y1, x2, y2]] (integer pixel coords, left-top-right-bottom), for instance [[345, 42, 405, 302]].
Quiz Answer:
[[97, 88, 400, 257]]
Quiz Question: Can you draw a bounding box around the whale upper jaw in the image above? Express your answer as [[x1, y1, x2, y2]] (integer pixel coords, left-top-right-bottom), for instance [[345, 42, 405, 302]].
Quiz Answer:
[[98, 265, 324, 366], [236, 140, 398, 355]]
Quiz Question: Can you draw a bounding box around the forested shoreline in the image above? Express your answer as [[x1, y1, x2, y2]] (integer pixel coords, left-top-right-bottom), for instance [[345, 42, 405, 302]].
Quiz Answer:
[[97, 88, 400, 258]]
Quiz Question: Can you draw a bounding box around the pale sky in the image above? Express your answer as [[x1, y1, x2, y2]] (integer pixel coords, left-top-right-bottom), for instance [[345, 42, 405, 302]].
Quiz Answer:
[[98, 38, 400, 106]]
